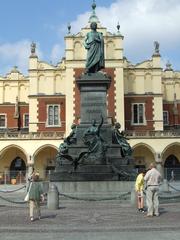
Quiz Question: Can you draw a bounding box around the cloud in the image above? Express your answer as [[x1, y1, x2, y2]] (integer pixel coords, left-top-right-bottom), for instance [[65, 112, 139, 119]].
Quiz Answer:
[[50, 44, 65, 64], [69, 0, 180, 70], [0, 40, 43, 75]]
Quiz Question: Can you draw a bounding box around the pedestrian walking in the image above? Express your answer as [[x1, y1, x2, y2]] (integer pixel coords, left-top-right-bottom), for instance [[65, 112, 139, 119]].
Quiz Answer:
[[144, 163, 162, 217], [135, 169, 146, 212], [170, 170, 175, 182], [28, 172, 44, 222]]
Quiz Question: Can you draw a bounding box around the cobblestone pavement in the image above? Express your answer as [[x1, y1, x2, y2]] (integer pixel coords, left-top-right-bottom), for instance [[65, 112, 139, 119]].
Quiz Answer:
[[0, 199, 180, 240]]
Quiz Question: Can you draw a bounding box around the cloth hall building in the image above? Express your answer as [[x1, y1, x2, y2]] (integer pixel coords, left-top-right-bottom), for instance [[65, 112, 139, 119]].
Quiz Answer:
[[0, 3, 180, 183]]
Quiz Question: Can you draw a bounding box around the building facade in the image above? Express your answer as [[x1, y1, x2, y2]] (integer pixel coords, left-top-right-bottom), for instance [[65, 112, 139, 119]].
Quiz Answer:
[[0, 3, 180, 183]]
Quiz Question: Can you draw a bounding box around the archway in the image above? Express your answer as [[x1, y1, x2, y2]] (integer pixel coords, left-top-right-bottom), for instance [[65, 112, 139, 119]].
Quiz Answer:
[[132, 143, 155, 173], [10, 157, 26, 183], [34, 145, 58, 180], [164, 155, 180, 180], [0, 145, 28, 184]]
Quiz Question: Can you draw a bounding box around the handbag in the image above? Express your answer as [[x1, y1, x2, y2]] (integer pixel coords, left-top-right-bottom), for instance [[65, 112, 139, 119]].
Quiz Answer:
[[24, 182, 32, 202]]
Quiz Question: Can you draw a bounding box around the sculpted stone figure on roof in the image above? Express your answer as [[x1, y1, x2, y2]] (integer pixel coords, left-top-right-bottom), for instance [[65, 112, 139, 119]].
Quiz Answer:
[[154, 41, 160, 54], [31, 42, 36, 55]]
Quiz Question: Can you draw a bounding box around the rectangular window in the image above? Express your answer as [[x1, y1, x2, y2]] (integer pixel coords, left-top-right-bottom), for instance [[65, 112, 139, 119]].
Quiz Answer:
[[23, 114, 29, 128], [47, 105, 60, 127], [163, 111, 169, 125], [132, 103, 145, 125], [0, 114, 6, 128]]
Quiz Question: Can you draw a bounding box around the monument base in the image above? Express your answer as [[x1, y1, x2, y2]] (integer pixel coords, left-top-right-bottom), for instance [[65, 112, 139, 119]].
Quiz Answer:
[[50, 181, 135, 200], [51, 164, 118, 181], [51, 159, 135, 181], [51, 71, 135, 182]]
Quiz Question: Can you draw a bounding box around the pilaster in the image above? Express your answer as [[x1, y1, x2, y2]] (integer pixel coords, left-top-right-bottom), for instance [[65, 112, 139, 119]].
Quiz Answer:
[[155, 152, 164, 178]]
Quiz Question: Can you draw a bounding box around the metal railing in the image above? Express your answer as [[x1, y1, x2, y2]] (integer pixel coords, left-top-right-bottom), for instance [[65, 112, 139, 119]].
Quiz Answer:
[[0, 170, 55, 185], [0, 171, 26, 184], [1, 168, 180, 184], [164, 168, 180, 181]]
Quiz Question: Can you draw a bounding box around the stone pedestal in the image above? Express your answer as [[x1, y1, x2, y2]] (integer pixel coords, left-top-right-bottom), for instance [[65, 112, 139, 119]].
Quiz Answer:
[[76, 72, 111, 124]]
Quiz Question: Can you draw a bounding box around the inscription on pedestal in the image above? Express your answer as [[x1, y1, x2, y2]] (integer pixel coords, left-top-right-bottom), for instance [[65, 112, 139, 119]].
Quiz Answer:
[[81, 92, 107, 123]]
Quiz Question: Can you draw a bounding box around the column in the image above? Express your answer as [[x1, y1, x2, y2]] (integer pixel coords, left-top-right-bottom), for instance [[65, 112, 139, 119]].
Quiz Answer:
[[155, 152, 164, 179], [26, 155, 34, 183]]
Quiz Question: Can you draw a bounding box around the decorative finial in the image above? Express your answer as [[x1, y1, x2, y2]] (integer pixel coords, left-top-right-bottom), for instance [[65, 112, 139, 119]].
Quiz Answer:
[[31, 41, 36, 56], [154, 41, 160, 55], [89, 0, 99, 23], [165, 60, 173, 71], [67, 23, 71, 35], [117, 22, 120, 33], [92, 0, 96, 12], [11, 66, 19, 73]]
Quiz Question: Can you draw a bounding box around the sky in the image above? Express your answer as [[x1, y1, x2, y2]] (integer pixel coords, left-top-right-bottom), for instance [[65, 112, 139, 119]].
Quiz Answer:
[[0, 0, 180, 76]]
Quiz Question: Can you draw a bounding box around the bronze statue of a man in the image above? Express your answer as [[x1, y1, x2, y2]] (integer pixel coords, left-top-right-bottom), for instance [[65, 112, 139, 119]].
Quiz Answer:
[[84, 22, 104, 73]]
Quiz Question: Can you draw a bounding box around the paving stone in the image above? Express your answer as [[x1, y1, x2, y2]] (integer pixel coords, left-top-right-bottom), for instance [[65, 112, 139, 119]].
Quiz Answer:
[[0, 200, 180, 240]]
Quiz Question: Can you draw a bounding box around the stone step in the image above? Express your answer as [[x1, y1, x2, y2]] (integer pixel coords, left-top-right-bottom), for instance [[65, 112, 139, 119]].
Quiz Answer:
[[50, 172, 118, 181], [55, 164, 113, 173]]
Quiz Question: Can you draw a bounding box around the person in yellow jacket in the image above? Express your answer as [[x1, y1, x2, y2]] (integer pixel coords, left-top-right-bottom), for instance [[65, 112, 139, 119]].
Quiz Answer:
[[135, 170, 146, 212]]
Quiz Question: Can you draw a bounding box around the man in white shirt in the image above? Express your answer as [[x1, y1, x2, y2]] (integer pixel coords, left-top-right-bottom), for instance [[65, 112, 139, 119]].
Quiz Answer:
[[144, 163, 162, 217]]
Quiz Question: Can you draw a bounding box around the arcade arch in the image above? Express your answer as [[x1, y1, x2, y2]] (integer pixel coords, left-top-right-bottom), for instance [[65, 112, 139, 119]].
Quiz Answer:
[[162, 143, 180, 180], [0, 145, 28, 183], [33, 145, 58, 179], [132, 143, 155, 172]]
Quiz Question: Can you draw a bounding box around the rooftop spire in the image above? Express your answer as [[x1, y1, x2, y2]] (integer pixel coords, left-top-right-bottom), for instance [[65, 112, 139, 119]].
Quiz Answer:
[[117, 22, 120, 32], [92, 0, 96, 10], [67, 22, 71, 35], [88, 0, 99, 23]]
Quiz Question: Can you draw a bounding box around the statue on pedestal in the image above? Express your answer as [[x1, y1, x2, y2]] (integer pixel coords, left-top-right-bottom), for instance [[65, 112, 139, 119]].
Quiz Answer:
[[84, 21, 104, 73]]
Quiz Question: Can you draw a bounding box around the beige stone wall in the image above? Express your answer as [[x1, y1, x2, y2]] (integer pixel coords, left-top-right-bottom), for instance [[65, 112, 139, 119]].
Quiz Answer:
[[28, 98, 38, 132], [0, 139, 60, 171], [153, 96, 163, 130], [114, 66, 125, 129], [0, 17, 180, 179], [0, 69, 29, 104], [162, 71, 180, 102], [128, 138, 180, 176], [28, 55, 66, 132]]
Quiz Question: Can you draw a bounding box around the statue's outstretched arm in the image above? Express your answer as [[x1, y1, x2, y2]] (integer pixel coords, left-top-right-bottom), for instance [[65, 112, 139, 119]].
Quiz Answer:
[[100, 115, 103, 127], [97, 115, 103, 135]]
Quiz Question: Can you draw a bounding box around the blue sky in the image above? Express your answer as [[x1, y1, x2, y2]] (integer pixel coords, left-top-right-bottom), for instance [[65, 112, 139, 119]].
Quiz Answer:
[[0, 0, 180, 75]]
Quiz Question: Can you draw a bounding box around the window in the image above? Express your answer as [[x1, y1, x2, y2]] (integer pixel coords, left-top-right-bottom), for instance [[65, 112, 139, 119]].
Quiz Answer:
[[132, 103, 145, 125], [0, 114, 6, 128], [23, 114, 29, 128], [47, 105, 60, 127], [163, 111, 169, 125]]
